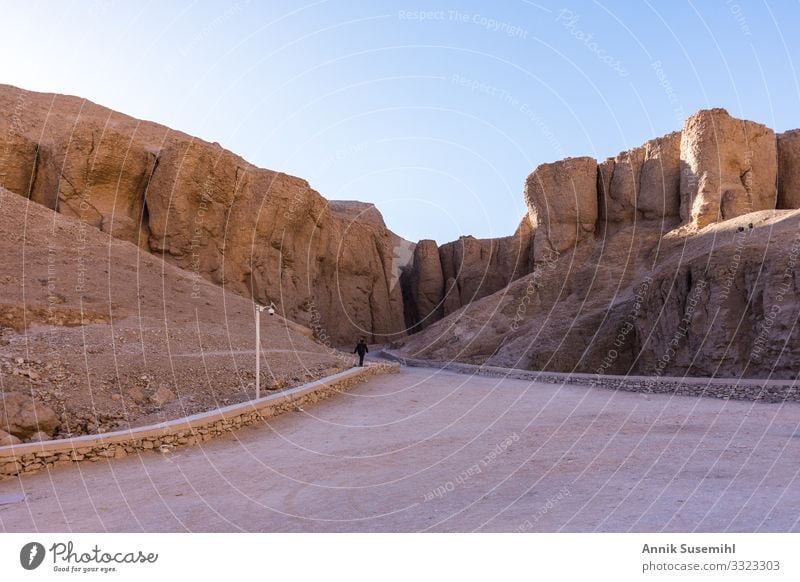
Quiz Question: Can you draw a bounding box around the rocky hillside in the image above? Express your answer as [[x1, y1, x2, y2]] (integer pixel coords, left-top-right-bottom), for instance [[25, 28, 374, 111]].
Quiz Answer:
[[0, 186, 355, 443], [0, 84, 410, 344], [395, 109, 800, 379]]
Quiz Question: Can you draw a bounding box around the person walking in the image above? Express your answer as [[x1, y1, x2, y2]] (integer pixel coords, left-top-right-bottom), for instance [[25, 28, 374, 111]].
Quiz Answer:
[[354, 338, 369, 367]]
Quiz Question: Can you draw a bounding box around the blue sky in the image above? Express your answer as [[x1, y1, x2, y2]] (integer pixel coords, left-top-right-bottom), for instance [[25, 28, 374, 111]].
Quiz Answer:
[[2, 0, 799, 243]]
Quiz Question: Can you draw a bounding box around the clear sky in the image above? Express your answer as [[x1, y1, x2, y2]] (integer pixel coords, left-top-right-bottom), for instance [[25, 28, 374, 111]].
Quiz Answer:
[[2, 0, 799, 243]]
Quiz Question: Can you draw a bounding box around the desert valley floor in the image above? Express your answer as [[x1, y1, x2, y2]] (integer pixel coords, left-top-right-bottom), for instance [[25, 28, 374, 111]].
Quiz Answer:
[[2, 365, 798, 533]]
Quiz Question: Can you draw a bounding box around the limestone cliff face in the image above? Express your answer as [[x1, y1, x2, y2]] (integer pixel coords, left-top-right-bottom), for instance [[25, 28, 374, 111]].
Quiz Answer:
[[524, 156, 598, 262], [679, 109, 777, 228], [400, 216, 534, 332], [396, 109, 800, 379], [0, 84, 408, 344], [778, 129, 800, 209], [401, 239, 444, 331], [597, 131, 681, 226]]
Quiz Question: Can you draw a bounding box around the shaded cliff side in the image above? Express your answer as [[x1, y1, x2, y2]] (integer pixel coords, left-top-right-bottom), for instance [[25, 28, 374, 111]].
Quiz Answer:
[[400, 216, 534, 333]]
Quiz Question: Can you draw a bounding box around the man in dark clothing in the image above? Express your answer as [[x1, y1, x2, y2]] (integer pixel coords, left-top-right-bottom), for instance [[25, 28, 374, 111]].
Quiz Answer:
[[354, 339, 369, 366]]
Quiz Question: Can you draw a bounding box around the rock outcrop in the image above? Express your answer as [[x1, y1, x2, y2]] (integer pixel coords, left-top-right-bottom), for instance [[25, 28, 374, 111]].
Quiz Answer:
[[524, 156, 598, 262], [598, 131, 681, 226], [397, 210, 800, 379], [0, 84, 410, 344], [680, 109, 777, 229], [0, 184, 354, 438], [395, 109, 800, 380], [778, 129, 800, 209], [402, 239, 444, 331], [400, 216, 534, 332]]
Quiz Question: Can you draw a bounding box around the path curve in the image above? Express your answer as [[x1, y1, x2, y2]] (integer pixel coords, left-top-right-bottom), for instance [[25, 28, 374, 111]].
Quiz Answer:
[[1, 367, 798, 532]]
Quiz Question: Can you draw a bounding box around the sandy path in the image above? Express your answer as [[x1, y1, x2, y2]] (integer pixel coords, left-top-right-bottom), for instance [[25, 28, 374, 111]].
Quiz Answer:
[[170, 349, 343, 357], [1, 367, 799, 532]]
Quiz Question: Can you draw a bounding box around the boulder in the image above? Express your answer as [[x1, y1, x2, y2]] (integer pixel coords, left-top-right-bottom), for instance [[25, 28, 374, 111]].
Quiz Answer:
[[128, 385, 146, 404], [524, 156, 598, 261], [680, 109, 777, 228], [27, 431, 51, 443], [778, 130, 800, 209], [150, 385, 177, 407], [0, 428, 21, 446], [0, 392, 60, 439]]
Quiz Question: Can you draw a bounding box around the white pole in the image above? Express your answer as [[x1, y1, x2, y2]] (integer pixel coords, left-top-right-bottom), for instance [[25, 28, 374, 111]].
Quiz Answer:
[[255, 306, 261, 400]]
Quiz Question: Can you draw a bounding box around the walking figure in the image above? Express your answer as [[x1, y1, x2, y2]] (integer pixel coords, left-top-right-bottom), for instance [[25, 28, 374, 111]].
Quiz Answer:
[[354, 339, 369, 367]]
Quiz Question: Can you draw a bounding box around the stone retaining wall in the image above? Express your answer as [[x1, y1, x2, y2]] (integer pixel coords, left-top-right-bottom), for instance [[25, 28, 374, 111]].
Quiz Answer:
[[382, 352, 799, 403], [0, 363, 398, 480]]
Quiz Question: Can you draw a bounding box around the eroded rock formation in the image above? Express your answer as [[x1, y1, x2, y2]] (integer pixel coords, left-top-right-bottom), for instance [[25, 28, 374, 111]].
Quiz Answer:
[[598, 131, 681, 226], [524, 156, 598, 262], [0, 84, 410, 344], [4, 84, 800, 370], [680, 109, 777, 228], [778, 129, 800, 209], [396, 108, 800, 379], [400, 216, 533, 332]]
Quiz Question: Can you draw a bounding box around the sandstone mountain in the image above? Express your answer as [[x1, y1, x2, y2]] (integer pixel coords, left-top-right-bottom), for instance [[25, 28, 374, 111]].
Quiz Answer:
[[396, 109, 800, 379], [0, 84, 410, 345]]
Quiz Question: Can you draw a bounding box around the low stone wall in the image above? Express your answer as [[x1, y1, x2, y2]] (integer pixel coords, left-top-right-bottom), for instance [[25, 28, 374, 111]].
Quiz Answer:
[[382, 351, 799, 403], [0, 363, 398, 480]]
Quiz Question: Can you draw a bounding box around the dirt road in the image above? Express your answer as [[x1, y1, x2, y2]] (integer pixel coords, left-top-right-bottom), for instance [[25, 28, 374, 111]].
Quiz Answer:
[[1, 367, 798, 532]]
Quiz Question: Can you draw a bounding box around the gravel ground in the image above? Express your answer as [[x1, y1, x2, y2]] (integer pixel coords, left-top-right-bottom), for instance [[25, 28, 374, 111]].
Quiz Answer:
[[1, 366, 798, 532]]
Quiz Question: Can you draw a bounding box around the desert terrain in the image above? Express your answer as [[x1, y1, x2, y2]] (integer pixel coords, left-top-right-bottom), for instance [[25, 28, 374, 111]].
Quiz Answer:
[[0, 186, 354, 443], [0, 86, 799, 536]]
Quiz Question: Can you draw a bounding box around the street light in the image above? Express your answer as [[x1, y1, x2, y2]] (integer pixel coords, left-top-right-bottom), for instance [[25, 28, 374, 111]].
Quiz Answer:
[[255, 302, 276, 399]]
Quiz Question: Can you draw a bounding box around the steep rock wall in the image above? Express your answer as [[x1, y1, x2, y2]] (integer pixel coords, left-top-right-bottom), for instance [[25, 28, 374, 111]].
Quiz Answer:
[[679, 109, 777, 228], [0, 84, 408, 344], [396, 109, 800, 379], [400, 216, 534, 332]]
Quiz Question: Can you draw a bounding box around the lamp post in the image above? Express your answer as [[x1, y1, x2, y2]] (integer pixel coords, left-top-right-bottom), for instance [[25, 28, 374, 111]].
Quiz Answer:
[[255, 302, 276, 399]]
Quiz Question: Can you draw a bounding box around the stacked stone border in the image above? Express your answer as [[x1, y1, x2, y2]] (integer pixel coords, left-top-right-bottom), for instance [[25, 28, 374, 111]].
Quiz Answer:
[[381, 351, 799, 403], [0, 362, 399, 480]]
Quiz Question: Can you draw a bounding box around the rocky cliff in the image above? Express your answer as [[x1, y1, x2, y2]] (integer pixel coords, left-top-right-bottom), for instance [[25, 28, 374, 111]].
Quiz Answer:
[[396, 108, 800, 379], [0, 84, 410, 344], [400, 215, 534, 332]]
